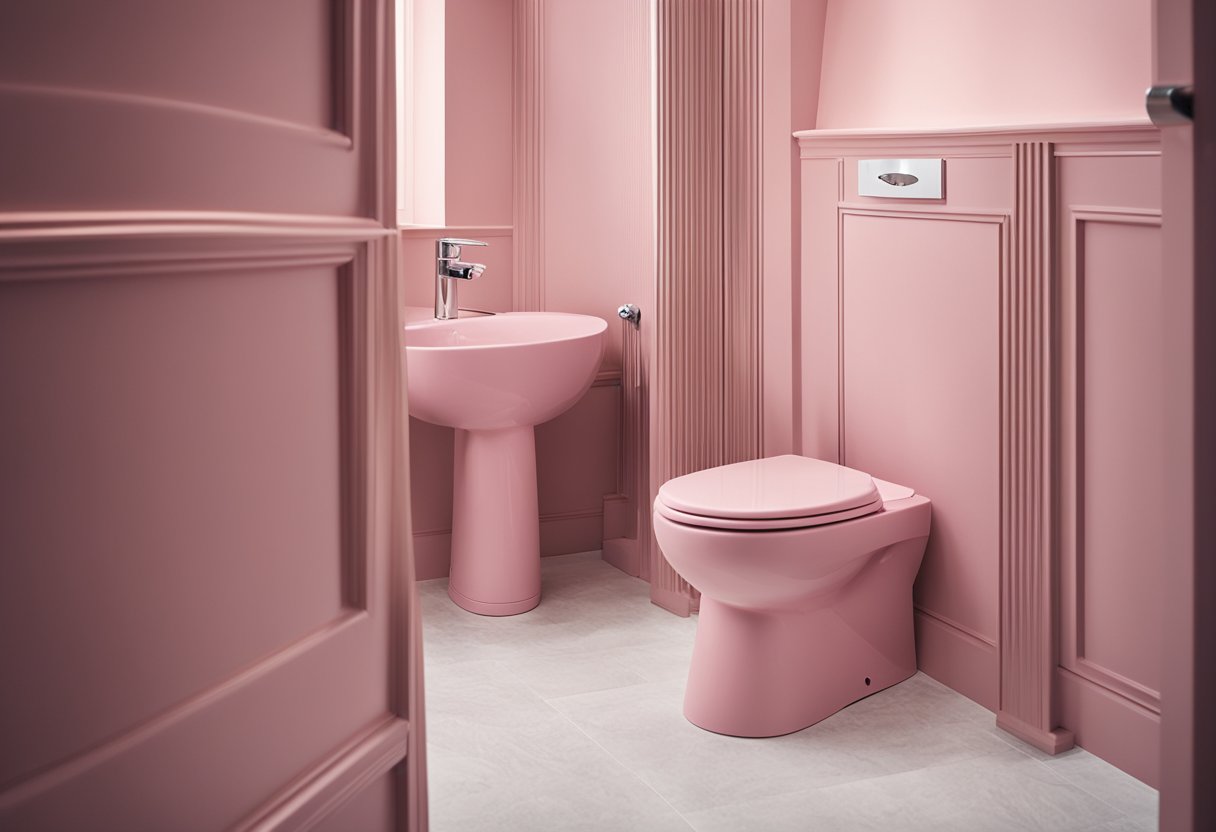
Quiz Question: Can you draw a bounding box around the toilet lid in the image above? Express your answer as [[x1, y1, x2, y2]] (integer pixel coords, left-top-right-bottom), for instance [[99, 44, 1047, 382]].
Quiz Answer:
[[655, 455, 883, 526]]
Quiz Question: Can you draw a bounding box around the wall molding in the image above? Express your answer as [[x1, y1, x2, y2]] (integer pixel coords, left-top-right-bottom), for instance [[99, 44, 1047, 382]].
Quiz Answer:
[[512, 0, 545, 312], [994, 141, 1076, 754], [232, 716, 409, 831], [796, 120, 1159, 159], [1058, 205, 1164, 718], [0, 227, 415, 825], [397, 224, 512, 240], [837, 207, 1008, 467]]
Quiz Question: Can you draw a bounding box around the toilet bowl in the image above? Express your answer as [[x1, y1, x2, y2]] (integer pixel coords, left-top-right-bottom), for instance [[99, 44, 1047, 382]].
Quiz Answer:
[[652, 454, 931, 738]]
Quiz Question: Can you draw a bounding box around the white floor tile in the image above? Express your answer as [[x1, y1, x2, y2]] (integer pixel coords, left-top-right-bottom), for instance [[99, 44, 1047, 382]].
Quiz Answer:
[[421, 553, 1158, 832]]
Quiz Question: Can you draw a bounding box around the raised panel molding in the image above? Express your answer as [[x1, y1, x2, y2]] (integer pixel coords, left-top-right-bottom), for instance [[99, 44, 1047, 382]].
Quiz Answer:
[[0, 216, 416, 827], [838, 205, 1006, 710], [512, 0, 544, 312], [1059, 206, 1164, 716], [995, 141, 1076, 754]]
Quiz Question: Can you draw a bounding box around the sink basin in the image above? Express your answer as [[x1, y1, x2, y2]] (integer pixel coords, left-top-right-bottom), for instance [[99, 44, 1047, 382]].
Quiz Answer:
[[405, 312, 607, 430], [404, 310, 607, 616]]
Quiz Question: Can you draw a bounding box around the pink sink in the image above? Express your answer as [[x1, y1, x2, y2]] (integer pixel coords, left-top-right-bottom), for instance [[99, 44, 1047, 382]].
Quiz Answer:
[[405, 312, 607, 430], [404, 311, 606, 615]]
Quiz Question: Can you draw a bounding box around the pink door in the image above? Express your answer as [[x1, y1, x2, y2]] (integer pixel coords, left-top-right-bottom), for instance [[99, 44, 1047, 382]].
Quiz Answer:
[[0, 3, 427, 830], [1156, 0, 1216, 830]]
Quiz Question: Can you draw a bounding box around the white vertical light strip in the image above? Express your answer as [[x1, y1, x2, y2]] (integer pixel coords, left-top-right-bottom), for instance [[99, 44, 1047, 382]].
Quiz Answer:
[[400, 0, 444, 226], [395, 0, 407, 225]]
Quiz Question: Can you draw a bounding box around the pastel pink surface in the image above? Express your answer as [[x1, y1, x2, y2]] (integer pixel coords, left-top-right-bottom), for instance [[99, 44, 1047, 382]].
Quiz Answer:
[[815, 0, 1151, 129], [404, 311, 607, 431], [404, 309, 605, 614], [0, 2, 424, 828], [656, 454, 880, 520], [655, 479, 930, 737]]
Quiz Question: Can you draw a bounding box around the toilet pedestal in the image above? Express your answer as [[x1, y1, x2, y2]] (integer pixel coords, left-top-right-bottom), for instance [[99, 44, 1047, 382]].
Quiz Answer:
[[683, 536, 927, 737]]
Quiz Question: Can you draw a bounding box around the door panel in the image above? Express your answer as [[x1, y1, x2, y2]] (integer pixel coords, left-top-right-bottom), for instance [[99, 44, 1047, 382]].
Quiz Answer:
[[0, 0, 377, 216], [0, 1, 424, 829]]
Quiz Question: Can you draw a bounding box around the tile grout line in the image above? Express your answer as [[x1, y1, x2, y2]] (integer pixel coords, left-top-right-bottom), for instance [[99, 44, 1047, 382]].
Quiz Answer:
[[542, 694, 700, 831]]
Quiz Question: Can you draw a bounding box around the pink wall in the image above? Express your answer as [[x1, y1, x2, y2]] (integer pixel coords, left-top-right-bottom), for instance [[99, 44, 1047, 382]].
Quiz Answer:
[[445, 0, 513, 226], [814, 0, 1152, 129], [542, 0, 650, 374]]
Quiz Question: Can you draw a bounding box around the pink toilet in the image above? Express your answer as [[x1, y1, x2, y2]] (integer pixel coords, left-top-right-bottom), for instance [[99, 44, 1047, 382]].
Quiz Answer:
[[652, 454, 932, 738]]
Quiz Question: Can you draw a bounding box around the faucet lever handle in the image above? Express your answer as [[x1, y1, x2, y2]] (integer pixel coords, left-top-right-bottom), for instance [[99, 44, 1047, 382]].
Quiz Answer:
[[437, 238, 489, 260]]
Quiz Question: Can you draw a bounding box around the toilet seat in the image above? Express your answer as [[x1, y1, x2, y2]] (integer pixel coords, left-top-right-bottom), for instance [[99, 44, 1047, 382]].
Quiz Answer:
[[655, 454, 887, 531]]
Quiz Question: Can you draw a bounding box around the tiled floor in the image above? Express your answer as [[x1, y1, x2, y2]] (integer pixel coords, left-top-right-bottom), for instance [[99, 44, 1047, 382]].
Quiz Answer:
[[420, 552, 1158, 832]]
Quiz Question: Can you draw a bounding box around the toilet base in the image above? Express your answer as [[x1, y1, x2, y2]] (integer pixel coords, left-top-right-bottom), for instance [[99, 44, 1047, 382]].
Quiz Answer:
[[683, 537, 926, 737]]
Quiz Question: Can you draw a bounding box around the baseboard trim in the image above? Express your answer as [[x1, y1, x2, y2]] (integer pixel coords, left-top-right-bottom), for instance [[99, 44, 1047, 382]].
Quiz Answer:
[[602, 536, 643, 577], [914, 607, 999, 710], [1056, 667, 1160, 787], [233, 717, 409, 831]]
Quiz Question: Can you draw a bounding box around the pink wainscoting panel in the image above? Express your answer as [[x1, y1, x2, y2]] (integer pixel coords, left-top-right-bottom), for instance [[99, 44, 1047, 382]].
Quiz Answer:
[[445, 0, 513, 226], [797, 124, 1163, 781], [840, 212, 1002, 653], [815, 0, 1151, 130], [1076, 220, 1165, 695], [1057, 152, 1165, 785]]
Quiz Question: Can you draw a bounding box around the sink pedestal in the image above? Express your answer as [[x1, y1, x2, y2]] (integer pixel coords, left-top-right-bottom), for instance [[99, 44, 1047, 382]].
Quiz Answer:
[[447, 425, 542, 615]]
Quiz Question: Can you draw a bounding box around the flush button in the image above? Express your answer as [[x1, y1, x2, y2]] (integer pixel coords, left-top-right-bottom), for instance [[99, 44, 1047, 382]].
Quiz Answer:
[[859, 158, 943, 199]]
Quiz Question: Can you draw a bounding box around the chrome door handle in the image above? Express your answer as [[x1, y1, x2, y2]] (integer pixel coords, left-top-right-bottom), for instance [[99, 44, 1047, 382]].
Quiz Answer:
[[1146, 85, 1193, 125]]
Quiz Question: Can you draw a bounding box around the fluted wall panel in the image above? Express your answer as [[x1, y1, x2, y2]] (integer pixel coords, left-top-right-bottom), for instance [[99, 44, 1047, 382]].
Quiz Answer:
[[512, 0, 544, 311], [722, 0, 764, 463], [650, 0, 764, 612]]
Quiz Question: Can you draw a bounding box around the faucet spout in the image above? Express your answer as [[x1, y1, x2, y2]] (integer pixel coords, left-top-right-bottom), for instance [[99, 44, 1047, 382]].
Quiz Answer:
[[435, 238, 488, 319]]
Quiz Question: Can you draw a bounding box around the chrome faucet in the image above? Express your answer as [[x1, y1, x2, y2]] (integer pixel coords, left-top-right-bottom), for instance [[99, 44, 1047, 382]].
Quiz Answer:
[[435, 238, 488, 319]]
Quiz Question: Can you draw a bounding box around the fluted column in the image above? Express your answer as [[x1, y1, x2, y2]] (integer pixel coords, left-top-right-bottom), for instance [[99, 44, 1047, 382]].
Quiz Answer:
[[512, 0, 544, 311], [651, 0, 764, 614], [997, 141, 1074, 753]]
